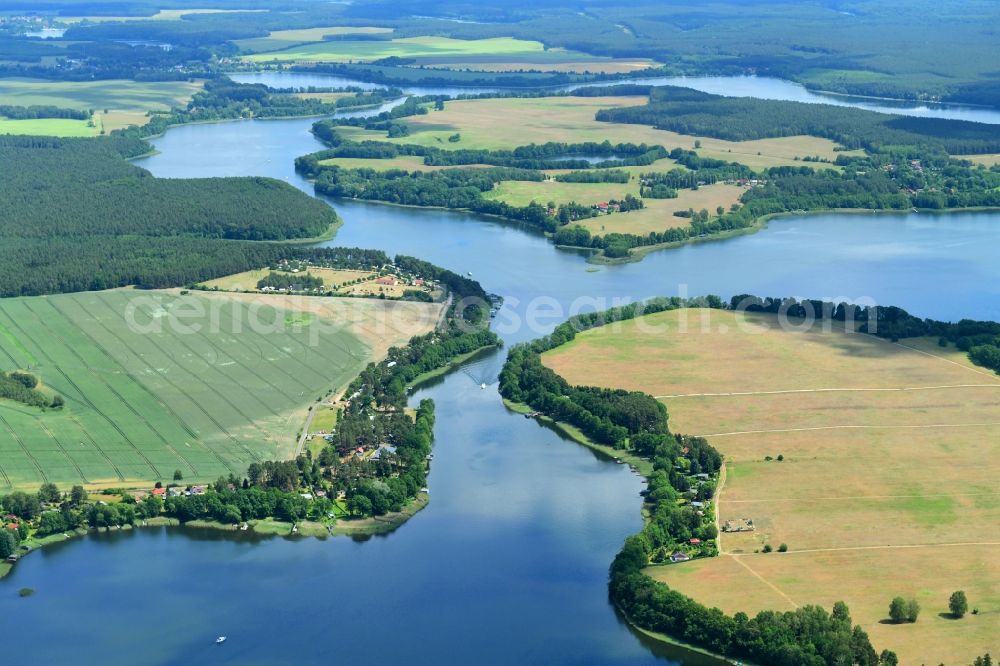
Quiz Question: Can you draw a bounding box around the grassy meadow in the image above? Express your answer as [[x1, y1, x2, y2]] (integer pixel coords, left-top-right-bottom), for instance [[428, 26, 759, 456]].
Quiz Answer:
[[957, 153, 1000, 167], [0, 117, 98, 137], [340, 96, 855, 169], [0, 289, 440, 490], [542, 308, 1000, 665], [486, 179, 744, 237]]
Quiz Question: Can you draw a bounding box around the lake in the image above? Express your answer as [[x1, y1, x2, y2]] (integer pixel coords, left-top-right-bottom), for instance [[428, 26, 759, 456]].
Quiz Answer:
[[231, 72, 1000, 125], [4, 111, 1000, 664]]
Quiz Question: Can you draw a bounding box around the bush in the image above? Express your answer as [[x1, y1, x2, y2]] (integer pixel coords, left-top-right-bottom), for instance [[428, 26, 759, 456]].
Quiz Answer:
[[762, 543, 773, 553], [950, 590, 969, 618], [778, 543, 788, 552], [888, 596, 907, 623], [906, 598, 920, 622]]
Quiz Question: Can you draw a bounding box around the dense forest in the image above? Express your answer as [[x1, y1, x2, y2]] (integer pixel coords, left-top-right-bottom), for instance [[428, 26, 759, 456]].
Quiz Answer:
[[0, 134, 337, 297], [499, 296, 887, 664]]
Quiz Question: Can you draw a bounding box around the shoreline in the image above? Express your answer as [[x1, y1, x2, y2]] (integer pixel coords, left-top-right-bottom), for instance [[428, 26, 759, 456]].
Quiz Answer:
[[235, 64, 1000, 109], [585, 205, 1000, 264], [321, 188, 1000, 265], [503, 396, 740, 663], [0, 494, 432, 580], [409, 344, 501, 390]]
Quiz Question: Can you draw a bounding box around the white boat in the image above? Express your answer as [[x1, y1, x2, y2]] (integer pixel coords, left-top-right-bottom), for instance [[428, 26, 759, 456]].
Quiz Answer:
[[216, 636, 227, 644], [480, 383, 487, 389]]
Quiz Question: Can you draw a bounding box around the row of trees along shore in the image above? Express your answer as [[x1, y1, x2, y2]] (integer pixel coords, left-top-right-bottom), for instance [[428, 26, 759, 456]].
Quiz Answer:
[[500, 293, 1000, 664]]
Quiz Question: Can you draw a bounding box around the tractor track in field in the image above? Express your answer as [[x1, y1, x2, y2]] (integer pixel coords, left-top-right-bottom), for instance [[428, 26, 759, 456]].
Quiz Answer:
[[0, 303, 162, 480], [23, 299, 198, 477], [85, 294, 252, 470]]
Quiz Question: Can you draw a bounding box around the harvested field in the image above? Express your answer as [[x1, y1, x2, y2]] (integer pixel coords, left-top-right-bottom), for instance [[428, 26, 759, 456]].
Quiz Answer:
[[542, 308, 1000, 664]]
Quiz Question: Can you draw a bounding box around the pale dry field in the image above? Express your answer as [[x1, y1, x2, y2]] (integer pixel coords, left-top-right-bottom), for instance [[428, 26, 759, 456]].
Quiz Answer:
[[575, 185, 745, 237], [486, 179, 742, 237], [347, 96, 856, 168], [317, 155, 478, 172], [543, 309, 1000, 664], [96, 110, 149, 133], [956, 154, 1000, 167], [199, 269, 270, 291], [189, 290, 443, 362], [307, 268, 375, 285], [293, 92, 353, 103], [648, 548, 1000, 666], [200, 268, 378, 291]]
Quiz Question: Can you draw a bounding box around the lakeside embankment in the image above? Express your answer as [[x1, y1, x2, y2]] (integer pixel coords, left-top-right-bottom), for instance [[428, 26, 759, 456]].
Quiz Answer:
[[501, 395, 734, 665], [0, 492, 433, 580]]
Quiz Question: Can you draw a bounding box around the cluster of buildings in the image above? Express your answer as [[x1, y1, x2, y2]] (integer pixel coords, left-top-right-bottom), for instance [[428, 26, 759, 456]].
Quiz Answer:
[[148, 485, 208, 499]]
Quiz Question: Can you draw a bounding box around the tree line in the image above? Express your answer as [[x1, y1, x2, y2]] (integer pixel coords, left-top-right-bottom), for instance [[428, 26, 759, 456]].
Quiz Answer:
[[0, 105, 90, 120], [0, 371, 63, 410], [596, 86, 1000, 154]]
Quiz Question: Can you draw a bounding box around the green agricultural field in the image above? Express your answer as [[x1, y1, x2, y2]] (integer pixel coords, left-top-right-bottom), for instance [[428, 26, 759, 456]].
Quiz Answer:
[[243, 35, 652, 73], [0, 117, 98, 137], [0, 289, 439, 490], [0, 78, 201, 114], [245, 35, 548, 63]]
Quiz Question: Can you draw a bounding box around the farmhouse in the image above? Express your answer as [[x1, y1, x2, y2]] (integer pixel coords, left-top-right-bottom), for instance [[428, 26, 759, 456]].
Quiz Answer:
[[670, 551, 691, 563]]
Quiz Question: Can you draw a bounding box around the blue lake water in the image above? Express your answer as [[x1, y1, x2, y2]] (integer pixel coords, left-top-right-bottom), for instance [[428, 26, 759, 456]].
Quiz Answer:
[[4, 107, 1000, 664], [231, 72, 1000, 124]]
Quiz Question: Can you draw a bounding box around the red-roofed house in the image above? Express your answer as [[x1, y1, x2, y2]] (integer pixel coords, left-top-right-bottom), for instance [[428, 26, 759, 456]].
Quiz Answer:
[[689, 538, 701, 545], [152, 487, 166, 497]]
